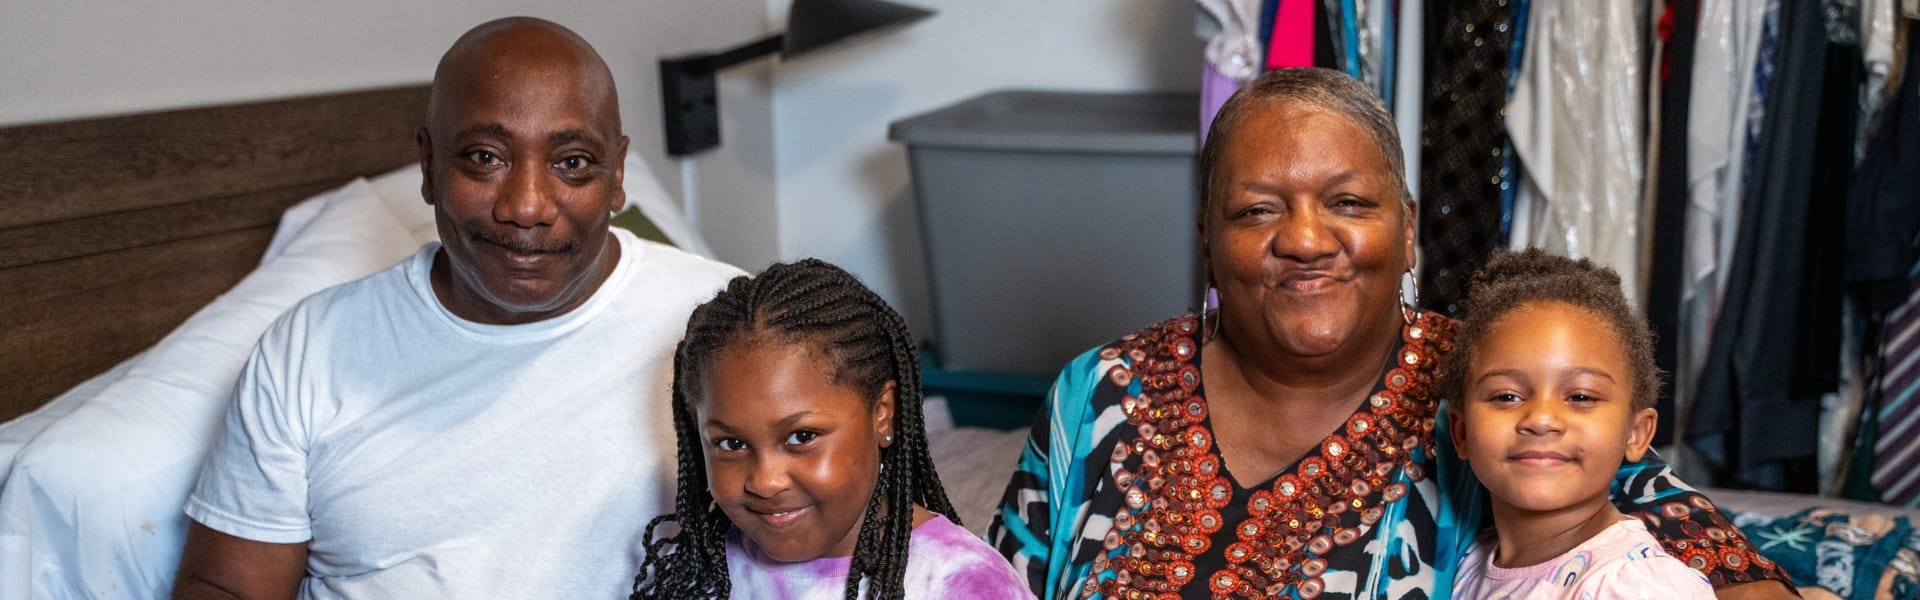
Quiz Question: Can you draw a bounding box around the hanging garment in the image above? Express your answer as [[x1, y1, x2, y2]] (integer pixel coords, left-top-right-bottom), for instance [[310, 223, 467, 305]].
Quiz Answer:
[[1859, 0, 1897, 154], [1315, 0, 1338, 68], [1847, 16, 1920, 313], [1393, 0, 1424, 199], [1259, 0, 1281, 57], [1799, 21, 1864, 489], [1503, 0, 1648, 308], [1677, 0, 1768, 457], [1200, 0, 1266, 82], [1873, 262, 1920, 506], [1688, 0, 1834, 491], [1198, 0, 1266, 139], [1351, 0, 1390, 93], [1201, 60, 1240, 140], [1418, 0, 1516, 315], [1502, 0, 1535, 250], [1497, 0, 1528, 248], [1266, 0, 1317, 69], [1324, 0, 1358, 75], [1376, 0, 1397, 104], [1648, 0, 1702, 448], [1847, 31, 1920, 503]]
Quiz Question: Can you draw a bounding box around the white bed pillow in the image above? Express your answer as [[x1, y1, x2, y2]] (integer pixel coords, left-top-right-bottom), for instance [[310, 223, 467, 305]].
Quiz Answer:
[[0, 180, 355, 480], [0, 179, 420, 598], [260, 189, 333, 261], [0, 190, 343, 482]]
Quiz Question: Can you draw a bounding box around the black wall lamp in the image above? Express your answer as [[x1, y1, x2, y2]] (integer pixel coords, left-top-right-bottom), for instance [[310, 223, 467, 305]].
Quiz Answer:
[[659, 0, 935, 157]]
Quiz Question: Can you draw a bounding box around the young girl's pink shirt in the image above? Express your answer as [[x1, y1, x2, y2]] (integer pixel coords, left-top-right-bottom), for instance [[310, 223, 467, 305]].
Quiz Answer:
[[1453, 519, 1715, 600]]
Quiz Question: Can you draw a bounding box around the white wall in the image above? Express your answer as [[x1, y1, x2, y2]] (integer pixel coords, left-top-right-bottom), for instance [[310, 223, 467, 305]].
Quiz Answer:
[[767, 0, 1203, 339], [0, 0, 779, 269]]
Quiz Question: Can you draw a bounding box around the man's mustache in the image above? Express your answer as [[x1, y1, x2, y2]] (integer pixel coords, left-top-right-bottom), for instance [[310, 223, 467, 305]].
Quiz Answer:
[[470, 228, 576, 254]]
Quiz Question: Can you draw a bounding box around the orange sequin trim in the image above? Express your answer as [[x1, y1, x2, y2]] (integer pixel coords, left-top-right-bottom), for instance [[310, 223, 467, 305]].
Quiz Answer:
[[1093, 312, 1455, 599]]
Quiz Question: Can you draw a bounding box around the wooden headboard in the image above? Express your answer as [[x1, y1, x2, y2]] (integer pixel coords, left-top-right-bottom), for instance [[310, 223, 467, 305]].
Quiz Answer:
[[0, 85, 431, 422]]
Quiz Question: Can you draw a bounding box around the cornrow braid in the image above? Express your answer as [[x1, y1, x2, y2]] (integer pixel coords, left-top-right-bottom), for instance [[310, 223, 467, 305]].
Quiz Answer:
[[632, 259, 957, 600], [632, 338, 735, 599]]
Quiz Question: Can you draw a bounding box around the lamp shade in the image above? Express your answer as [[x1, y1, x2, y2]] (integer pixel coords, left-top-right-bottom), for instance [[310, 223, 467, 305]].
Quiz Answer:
[[783, 0, 936, 58]]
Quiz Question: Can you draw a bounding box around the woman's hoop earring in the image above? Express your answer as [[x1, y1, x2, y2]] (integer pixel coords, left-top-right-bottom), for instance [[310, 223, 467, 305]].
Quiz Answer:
[[1400, 268, 1419, 325], [1197, 286, 1220, 342]]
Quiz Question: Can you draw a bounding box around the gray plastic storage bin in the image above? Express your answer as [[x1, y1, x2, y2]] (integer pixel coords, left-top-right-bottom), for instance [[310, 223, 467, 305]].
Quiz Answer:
[[889, 90, 1200, 377]]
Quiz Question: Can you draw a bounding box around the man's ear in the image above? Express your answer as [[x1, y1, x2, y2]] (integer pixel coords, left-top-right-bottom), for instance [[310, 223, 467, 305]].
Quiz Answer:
[[416, 127, 435, 206], [1624, 407, 1658, 463], [874, 380, 897, 448], [610, 135, 629, 213]]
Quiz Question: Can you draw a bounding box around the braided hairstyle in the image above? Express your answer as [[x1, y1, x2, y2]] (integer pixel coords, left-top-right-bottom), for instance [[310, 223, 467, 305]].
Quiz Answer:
[[1441, 248, 1663, 413], [632, 259, 957, 600]]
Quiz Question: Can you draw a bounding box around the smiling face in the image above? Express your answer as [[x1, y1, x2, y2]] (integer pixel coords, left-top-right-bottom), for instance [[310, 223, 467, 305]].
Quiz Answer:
[[695, 337, 895, 562], [1203, 100, 1415, 361], [418, 22, 629, 325], [1451, 301, 1657, 514]]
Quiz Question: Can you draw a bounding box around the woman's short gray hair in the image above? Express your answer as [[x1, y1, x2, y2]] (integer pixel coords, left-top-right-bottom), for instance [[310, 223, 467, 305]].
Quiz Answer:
[[1196, 68, 1410, 228]]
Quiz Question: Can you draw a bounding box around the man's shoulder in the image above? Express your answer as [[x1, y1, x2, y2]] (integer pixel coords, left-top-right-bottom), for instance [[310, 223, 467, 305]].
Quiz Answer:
[[623, 237, 745, 278], [294, 254, 420, 313], [255, 256, 421, 346], [612, 237, 745, 299]]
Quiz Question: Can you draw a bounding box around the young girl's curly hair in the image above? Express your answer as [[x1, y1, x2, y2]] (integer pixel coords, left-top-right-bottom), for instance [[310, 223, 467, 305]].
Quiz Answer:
[[1442, 248, 1663, 412]]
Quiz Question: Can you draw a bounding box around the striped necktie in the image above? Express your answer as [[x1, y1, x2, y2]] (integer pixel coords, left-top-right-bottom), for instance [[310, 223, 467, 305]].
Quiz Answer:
[[1872, 258, 1920, 506]]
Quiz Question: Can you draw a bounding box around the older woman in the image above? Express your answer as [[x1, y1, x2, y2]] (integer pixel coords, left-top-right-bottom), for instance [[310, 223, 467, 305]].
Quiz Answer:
[[987, 68, 1794, 599]]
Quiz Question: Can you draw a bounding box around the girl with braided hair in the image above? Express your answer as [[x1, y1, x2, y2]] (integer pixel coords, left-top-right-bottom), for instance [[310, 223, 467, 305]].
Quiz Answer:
[[632, 259, 1029, 600]]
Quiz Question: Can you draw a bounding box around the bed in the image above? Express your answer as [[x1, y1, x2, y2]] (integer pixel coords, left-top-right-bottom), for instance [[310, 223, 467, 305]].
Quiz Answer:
[[0, 85, 711, 597], [1, 88, 1916, 600]]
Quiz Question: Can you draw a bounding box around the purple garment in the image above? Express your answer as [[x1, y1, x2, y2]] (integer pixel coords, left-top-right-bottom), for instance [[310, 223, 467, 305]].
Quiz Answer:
[[725, 514, 1033, 599], [1200, 59, 1240, 143]]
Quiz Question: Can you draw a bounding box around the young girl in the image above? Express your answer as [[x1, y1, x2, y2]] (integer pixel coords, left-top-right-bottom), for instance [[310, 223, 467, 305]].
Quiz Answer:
[[1445, 249, 1715, 599], [631, 259, 1030, 600]]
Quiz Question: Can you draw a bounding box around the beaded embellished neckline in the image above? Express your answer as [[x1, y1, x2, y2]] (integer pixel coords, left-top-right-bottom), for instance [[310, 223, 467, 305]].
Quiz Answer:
[[1086, 310, 1454, 599]]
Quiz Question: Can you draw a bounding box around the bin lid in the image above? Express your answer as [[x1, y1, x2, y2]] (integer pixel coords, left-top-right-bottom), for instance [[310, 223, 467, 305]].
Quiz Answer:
[[888, 90, 1198, 155]]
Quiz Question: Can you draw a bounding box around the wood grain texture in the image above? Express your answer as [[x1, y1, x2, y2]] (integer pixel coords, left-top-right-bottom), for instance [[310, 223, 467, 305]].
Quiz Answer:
[[0, 228, 274, 417], [0, 85, 429, 422], [0, 86, 429, 230]]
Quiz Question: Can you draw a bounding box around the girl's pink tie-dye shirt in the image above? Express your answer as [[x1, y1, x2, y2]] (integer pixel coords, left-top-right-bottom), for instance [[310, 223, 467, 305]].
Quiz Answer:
[[725, 513, 1034, 599], [1453, 518, 1716, 600]]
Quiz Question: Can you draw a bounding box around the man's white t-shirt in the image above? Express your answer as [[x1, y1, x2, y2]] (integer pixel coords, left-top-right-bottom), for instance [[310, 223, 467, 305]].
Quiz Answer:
[[186, 228, 741, 598]]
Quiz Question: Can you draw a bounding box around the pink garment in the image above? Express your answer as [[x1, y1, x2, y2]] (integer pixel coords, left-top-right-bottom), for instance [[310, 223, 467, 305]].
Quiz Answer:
[[1453, 519, 1716, 600], [725, 513, 1032, 599], [1266, 0, 1316, 69]]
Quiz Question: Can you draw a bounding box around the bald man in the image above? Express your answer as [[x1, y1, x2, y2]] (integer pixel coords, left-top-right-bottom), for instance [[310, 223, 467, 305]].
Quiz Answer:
[[174, 18, 741, 599]]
